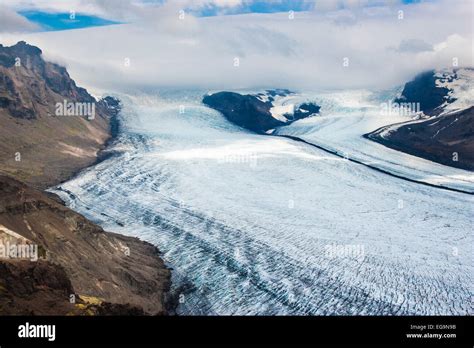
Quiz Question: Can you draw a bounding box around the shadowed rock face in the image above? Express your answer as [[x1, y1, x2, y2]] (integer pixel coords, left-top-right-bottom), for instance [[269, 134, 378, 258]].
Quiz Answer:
[[294, 103, 321, 120], [394, 70, 452, 116], [203, 91, 283, 133], [366, 69, 474, 171], [203, 90, 320, 133], [0, 260, 151, 315], [0, 41, 120, 188], [367, 106, 474, 171], [0, 260, 78, 315]]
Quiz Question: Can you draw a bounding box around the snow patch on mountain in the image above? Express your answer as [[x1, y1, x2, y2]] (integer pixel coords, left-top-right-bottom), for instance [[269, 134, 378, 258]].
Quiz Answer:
[[435, 68, 474, 113]]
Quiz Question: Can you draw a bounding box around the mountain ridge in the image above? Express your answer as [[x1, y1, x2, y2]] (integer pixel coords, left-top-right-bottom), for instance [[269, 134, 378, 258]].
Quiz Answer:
[[0, 42, 172, 315], [203, 90, 320, 134], [0, 41, 119, 188], [366, 68, 474, 171]]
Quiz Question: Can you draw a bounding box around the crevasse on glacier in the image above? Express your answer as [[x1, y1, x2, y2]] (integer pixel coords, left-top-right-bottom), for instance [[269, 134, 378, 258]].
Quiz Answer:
[[51, 91, 473, 315]]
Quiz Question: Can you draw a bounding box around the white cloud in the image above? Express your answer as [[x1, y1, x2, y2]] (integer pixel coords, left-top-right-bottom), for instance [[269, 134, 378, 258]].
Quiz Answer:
[[2, 0, 243, 21], [202, 0, 243, 8], [0, 5, 39, 33], [392, 39, 433, 53], [0, 0, 472, 93]]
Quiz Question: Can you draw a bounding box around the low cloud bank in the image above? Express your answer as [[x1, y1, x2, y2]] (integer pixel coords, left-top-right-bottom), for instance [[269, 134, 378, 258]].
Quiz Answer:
[[2, 0, 472, 93]]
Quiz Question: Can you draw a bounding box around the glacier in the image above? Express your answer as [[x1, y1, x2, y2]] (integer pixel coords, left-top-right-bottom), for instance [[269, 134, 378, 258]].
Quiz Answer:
[[50, 90, 473, 315]]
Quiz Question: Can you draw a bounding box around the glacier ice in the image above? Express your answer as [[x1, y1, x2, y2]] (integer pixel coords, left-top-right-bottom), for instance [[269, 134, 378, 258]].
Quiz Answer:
[[50, 90, 474, 315]]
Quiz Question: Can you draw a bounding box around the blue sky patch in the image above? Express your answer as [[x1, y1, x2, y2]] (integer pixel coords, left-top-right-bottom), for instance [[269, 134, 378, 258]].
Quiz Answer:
[[18, 0, 429, 31], [198, 0, 313, 17], [20, 11, 120, 31], [196, 0, 425, 17]]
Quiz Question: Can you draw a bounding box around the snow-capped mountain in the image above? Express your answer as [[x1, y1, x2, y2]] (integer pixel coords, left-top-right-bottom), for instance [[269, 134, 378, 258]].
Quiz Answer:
[[367, 68, 474, 171], [203, 90, 320, 134]]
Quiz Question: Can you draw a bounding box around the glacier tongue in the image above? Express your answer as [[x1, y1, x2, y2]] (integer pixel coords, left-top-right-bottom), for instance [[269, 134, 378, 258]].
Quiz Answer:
[[51, 91, 473, 315], [275, 90, 474, 192]]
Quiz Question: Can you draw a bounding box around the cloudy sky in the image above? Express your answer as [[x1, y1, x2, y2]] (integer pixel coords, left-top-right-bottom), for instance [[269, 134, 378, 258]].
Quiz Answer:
[[0, 0, 472, 93]]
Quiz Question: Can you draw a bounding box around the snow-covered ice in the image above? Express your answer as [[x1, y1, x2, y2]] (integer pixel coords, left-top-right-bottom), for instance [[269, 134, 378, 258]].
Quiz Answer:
[[276, 91, 474, 192], [50, 90, 473, 315]]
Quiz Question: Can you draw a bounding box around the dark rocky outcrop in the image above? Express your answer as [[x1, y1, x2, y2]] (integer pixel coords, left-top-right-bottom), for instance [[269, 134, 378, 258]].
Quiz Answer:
[[367, 69, 474, 170], [204, 91, 283, 133], [293, 103, 321, 120], [203, 90, 320, 133], [394, 70, 453, 116], [0, 175, 171, 315], [0, 260, 77, 315], [366, 106, 474, 171], [0, 260, 151, 315]]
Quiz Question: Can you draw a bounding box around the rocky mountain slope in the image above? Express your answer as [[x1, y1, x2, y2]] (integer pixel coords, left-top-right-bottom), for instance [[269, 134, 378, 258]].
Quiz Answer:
[[203, 89, 320, 133], [0, 175, 171, 315], [0, 42, 171, 315], [0, 41, 120, 188], [0, 259, 152, 315], [393, 70, 453, 115], [366, 68, 474, 170]]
